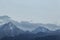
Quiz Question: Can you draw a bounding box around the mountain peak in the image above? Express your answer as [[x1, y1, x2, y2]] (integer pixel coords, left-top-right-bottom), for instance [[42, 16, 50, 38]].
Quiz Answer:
[[0, 22, 24, 37], [6, 22, 14, 25], [32, 26, 50, 33], [0, 15, 11, 25], [0, 15, 10, 19], [2, 21, 16, 28]]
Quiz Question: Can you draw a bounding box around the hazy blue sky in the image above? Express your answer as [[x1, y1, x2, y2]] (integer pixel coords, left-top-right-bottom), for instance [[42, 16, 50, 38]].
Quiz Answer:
[[0, 0, 60, 24]]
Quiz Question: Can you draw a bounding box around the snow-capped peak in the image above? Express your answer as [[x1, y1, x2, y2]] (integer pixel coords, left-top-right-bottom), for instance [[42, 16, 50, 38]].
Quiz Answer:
[[32, 26, 50, 33], [0, 22, 24, 37]]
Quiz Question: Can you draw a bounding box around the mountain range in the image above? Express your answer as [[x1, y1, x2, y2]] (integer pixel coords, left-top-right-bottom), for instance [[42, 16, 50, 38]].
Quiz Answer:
[[0, 15, 60, 40], [0, 15, 60, 31]]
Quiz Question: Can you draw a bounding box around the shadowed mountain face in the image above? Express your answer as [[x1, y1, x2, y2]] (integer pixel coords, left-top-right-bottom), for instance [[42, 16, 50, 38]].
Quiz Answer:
[[0, 22, 24, 38]]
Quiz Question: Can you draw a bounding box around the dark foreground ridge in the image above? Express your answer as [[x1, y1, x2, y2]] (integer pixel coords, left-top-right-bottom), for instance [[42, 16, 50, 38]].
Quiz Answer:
[[0, 32, 60, 40]]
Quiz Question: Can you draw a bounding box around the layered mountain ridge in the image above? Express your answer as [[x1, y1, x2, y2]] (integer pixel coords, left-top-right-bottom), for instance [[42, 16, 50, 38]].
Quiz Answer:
[[0, 16, 60, 39]]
